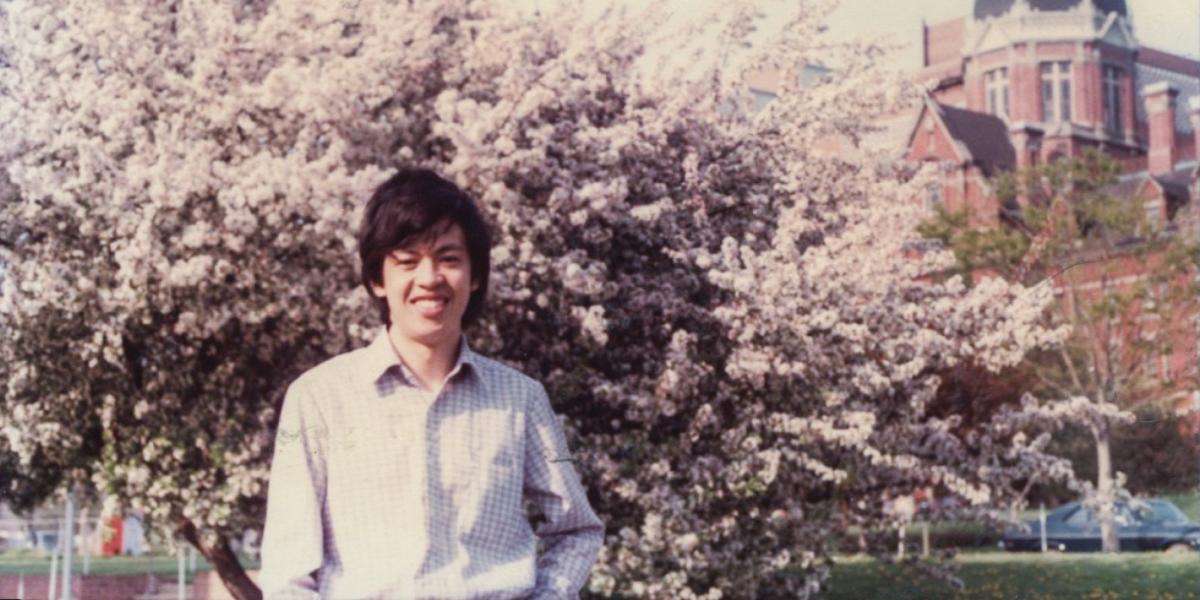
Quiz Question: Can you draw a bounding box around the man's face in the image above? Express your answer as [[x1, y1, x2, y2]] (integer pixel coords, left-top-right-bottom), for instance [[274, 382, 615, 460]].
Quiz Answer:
[[370, 220, 478, 348]]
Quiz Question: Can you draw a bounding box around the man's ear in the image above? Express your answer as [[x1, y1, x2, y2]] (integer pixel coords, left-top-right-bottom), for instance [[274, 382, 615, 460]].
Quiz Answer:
[[370, 279, 387, 298]]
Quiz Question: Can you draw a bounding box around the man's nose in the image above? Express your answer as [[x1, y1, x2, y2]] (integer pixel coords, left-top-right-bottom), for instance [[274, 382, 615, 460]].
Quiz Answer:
[[414, 258, 442, 286]]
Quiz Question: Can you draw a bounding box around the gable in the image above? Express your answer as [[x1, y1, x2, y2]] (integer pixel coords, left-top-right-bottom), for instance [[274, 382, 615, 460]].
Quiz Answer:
[[906, 106, 965, 164], [970, 21, 1013, 55], [1097, 13, 1136, 49]]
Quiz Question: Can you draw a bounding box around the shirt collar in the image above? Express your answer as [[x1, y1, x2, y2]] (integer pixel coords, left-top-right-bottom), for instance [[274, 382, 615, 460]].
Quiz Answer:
[[363, 328, 479, 389]]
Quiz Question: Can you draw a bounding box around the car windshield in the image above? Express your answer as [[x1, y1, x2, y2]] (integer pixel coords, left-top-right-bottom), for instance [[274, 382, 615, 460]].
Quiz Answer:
[[1140, 500, 1189, 524], [1062, 506, 1095, 527], [1060, 503, 1143, 527]]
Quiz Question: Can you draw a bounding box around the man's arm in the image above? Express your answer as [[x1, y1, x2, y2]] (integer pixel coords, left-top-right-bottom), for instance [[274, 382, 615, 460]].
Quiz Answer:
[[259, 382, 328, 600], [524, 385, 605, 600]]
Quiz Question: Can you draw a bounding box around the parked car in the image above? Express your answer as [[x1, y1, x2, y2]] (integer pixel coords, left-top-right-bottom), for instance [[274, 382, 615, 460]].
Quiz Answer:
[[1001, 498, 1200, 553]]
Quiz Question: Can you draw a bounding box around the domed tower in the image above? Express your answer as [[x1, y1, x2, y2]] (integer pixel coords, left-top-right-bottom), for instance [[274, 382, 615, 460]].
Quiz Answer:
[[974, 0, 1127, 20], [962, 0, 1139, 156]]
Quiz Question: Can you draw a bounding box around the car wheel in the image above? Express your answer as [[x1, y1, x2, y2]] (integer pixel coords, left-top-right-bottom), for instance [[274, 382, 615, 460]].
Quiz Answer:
[[1164, 543, 1193, 555]]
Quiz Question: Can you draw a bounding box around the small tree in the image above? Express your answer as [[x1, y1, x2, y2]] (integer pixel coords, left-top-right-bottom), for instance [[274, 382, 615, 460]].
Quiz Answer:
[[923, 149, 1200, 552], [1046, 405, 1200, 498]]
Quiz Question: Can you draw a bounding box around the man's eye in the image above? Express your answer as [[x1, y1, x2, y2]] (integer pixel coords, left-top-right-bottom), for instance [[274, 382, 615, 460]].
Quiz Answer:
[[441, 255, 461, 264]]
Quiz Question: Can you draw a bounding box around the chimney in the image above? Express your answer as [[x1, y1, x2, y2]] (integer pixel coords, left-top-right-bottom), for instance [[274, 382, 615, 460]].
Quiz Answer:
[[1142, 82, 1179, 175], [1189, 96, 1200, 163], [1009, 122, 1044, 169]]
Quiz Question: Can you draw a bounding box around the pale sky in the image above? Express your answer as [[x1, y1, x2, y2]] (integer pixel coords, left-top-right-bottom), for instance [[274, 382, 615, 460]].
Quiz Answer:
[[823, 0, 1200, 67], [527, 0, 1199, 69]]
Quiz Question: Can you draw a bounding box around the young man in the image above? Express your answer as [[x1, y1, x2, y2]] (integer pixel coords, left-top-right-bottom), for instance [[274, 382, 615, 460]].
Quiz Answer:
[[260, 169, 604, 600]]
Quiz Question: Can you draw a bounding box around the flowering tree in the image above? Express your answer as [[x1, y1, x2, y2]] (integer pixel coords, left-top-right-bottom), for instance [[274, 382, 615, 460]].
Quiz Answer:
[[2, 0, 1071, 597], [922, 150, 1199, 553]]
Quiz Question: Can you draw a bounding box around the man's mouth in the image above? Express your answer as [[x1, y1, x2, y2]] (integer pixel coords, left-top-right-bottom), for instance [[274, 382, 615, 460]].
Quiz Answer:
[[411, 296, 448, 318]]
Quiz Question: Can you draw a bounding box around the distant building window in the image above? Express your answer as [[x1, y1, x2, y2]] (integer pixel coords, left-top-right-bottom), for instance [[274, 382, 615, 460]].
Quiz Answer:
[[985, 67, 1009, 119], [925, 183, 943, 210], [1102, 65, 1122, 133], [798, 64, 832, 88], [750, 89, 777, 112], [1145, 199, 1162, 231], [1040, 61, 1072, 123]]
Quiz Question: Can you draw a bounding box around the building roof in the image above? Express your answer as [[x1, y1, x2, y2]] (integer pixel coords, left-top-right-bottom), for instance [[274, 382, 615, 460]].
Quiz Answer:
[[937, 104, 1017, 175], [1153, 170, 1194, 205], [1113, 168, 1193, 206], [1110, 175, 1147, 200], [1139, 47, 1200, 78], [973, 0, 1127, 20]]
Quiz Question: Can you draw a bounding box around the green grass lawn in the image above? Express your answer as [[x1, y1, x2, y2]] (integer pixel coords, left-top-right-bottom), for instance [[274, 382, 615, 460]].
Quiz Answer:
[[817, 551, 1200, 600], [819, 492, 1200, 599], [0, 552, 259, 578]]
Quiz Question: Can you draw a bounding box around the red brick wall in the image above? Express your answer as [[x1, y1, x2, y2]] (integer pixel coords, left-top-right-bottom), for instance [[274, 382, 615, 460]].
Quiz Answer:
[[1010, 44, 1041, 123], [1052, 250, 1198, 404], [924, 17, 966, 67], [1145, 86, 1180, 174], [907, 110, 960, 164]]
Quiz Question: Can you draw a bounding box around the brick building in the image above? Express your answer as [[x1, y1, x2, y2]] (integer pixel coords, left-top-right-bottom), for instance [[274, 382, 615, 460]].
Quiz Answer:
[[906, 0, 1200, 412]]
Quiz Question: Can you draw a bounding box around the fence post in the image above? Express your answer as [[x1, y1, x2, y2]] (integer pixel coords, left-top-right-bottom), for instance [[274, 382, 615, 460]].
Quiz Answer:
[[177, 541, 186, 600], [48, 522, 60, 600], [62, 491, 75, 600], [1039, 503, 1048, 553], [80, 503, 90, 575], [922, 522, 930, 557]]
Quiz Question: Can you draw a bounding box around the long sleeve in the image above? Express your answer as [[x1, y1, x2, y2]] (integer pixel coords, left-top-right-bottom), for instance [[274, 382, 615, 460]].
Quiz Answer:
[[259, 382, 328, 600], [523, 385, 605, 600]]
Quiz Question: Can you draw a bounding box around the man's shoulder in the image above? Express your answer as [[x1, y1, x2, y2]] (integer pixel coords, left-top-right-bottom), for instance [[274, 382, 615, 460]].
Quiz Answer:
[[289, 344, 373, 395], [467, 351, 546, 397]]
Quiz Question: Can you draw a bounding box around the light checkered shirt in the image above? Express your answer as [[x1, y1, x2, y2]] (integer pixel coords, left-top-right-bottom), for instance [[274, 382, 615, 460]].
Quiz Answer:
[[259, 330, 604, 600]]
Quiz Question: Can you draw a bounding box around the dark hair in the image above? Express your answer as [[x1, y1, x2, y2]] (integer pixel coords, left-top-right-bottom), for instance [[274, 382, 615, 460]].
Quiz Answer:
[[358, 168, 491, 327]]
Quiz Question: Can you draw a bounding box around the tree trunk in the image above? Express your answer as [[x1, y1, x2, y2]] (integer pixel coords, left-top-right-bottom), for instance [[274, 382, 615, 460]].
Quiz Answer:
[[176, 518, 262, 600], [1094, 428, 1119, 553]]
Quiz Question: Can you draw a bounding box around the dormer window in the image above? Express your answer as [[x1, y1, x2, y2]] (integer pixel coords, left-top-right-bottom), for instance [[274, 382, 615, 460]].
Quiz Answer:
[[985, 67, 1010, 118], [1040, 61, 1072, 123], [1102, 65, 1123, 133]]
